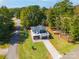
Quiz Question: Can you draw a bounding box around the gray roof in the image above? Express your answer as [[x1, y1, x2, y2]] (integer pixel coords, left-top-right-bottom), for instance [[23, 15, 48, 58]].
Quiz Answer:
[[31, 25, 46, 34]]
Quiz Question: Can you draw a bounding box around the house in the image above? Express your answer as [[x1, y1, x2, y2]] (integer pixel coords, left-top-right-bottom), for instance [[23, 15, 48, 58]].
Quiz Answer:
[[31, 25, 49, 40]]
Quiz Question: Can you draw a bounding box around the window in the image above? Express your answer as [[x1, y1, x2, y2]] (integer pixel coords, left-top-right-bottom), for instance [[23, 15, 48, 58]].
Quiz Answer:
[[40, 30, 47, 33]]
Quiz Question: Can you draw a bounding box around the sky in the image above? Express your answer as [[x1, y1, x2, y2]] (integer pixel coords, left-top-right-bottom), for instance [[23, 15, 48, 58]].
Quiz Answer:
[[0, 0, 79, 8]]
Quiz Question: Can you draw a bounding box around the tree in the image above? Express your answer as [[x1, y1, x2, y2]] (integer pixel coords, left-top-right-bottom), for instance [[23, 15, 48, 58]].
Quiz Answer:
[[46, 8, 56, 27], [60, 16, 71, 33], [53, 0, 74, 30], [0, 6, 14, 41], [20, 5, 46, 28], [69, 15, 79, 41], [53, 0, 73, 15]]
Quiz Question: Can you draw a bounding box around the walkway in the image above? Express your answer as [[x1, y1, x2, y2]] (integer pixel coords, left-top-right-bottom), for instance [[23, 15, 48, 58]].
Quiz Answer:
[[6, 18, 20, 59], [61, 46, 79, 59], [42, 40, 62, 59]]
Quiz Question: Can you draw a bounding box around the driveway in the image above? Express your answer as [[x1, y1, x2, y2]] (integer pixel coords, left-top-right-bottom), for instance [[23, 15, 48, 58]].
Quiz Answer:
[[42, 40, 62, 59], [6, 18, 20, 59]]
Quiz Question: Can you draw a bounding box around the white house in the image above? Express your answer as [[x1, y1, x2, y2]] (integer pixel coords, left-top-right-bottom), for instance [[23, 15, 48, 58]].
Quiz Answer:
[[31, 25, 49, 40]]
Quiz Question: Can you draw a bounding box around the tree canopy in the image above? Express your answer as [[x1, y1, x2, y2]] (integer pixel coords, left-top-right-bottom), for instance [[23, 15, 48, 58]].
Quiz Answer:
[[8, 0, 79, 41], [0, 6, 14, 41]]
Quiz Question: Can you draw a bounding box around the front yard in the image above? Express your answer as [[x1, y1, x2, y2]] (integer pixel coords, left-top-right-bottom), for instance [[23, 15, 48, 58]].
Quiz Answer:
[[0, 55, 5, 59], [18, 31, 51, 59]]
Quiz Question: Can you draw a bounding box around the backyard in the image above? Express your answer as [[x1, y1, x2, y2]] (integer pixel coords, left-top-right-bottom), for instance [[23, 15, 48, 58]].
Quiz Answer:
[[18, 30, 51, 59]]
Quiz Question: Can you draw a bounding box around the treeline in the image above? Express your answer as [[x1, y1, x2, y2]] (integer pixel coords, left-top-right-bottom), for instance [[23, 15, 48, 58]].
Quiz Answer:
[[14, 0, 79, 41], [0, 6, 14, 42]]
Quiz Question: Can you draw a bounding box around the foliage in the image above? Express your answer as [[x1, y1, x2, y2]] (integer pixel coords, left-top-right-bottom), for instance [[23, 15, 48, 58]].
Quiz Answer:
[[69, 15, 79, 40], [16, 0, 79, 41], [74, 5, 79, 14], [53, 0, 73, 15], [20, 5, 46, 28], [46, 8, 56, 27], [0, 6, 14, 41], [47, 0, 79, 41]]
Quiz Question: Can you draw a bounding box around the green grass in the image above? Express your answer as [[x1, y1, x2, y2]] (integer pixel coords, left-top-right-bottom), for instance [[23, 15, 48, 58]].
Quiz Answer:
[[0, 44, 9, 48], [50, 32, 77, 54], [18, 31, 51, 59], [0, 55, 5, 59]]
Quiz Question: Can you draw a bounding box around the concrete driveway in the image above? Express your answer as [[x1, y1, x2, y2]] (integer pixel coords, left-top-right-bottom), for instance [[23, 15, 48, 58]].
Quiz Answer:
[[42, 40, 62, 59]]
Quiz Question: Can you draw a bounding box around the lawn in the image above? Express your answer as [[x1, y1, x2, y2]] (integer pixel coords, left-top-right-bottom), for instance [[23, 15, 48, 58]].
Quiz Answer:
[[48, 28, 77, 54], [0, 55, 5, 59], [0, 44, 9, 48], [18, 31, 51, 59], [0, 40, 9, 48]]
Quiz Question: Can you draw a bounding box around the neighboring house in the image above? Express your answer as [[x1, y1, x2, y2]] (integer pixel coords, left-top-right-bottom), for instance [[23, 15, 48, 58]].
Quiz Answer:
[[31, 25, 49, 40]]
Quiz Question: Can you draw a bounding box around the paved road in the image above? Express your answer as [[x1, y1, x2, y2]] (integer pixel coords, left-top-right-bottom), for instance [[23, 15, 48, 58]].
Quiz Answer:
[[6, 18, 20, 59], [43, 40, 62, 59], [61, 46, 79, 59]]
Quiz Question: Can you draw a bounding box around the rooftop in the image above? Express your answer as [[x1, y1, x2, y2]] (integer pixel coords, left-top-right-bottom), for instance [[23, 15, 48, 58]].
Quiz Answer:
[[31, 25, 47, 34]]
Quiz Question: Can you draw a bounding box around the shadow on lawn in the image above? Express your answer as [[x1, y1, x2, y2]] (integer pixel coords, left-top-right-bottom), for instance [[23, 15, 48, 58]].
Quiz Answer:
[[49, 33, 54, 39], [18, 31, 28, 44], [72, 41, 79, 44]]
